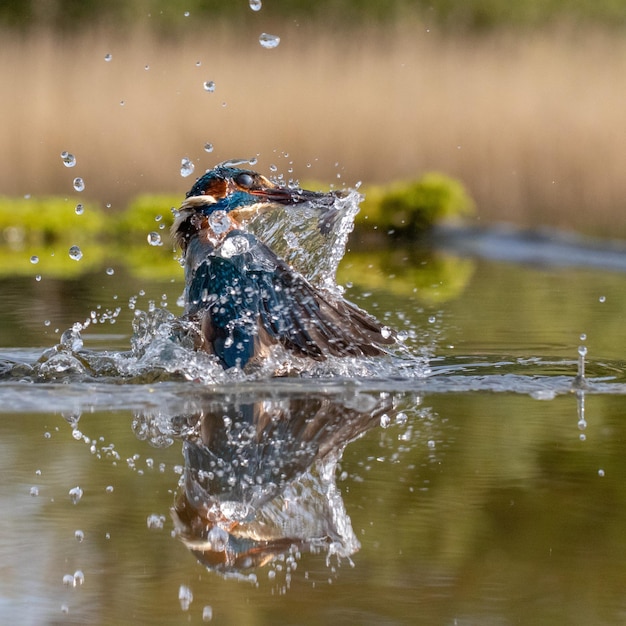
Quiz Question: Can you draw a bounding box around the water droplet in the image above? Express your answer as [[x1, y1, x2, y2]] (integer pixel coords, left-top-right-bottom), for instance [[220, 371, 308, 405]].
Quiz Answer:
[[104, 53, 112, 62], [75, 203, 84, 215], [599, 295, 606, 303], [381, 326, 392, 339], [202, 605, 213, 622], [74, 529, 84, 542], [120, 100, 125, 106], [579, 333, 587, 341], [204, 142, 214, 153], [249, 0, 262, 10], [578, 345, 588, 358], [60, 151, 76, 167], [146, 513, 165, 529], [144, 64, 150, 70], [73, 178, 85, 192], [203, 80, 216, 92], [184, 11, 190, 17], [106, 267, 114, 276], [428, 316, 436, 324], [178, 585, 193, 611], [69, 245, 83, 261], [195, 60, 202, 67], [30, 486, 39, 496], [147, 232, 162, 246], [180, 157, 195, 177], [380, 414, 391, 428], [69, 486, 83, 504], [209, 210, 232, 235], [73, 570, 85, 586], [35, 274, 42, 281], [259, 33, 280, 49], [30, 255, 39, 264], [221, 235, 250, 258]]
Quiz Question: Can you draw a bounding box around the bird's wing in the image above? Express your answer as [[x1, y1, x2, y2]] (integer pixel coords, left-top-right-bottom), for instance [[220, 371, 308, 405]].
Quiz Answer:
[[247, 238, 394, 360]]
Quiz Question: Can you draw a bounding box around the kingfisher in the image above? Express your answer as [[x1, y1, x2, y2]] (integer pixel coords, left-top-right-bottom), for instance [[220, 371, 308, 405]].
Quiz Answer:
[[172, 163, 394, 369]]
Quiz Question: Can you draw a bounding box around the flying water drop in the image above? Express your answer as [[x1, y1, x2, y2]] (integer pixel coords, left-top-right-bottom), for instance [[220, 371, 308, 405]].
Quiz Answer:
[[69, 486, 83, 504], [178, 585, 193, 611], [203, 80, 216, 92], [147, 232, 162, 246], [69, 245, 83, 261], [104, 53, 112, 62], [60, 151, 76, 167], [259, 33, 280, 49], [249, 0, 262, 10], [180, 157, 195, 177], [75, 203, 84, 215], [204, 143, 214, 153], [30, 255, 39, 264], [73, 177, 85, 192]]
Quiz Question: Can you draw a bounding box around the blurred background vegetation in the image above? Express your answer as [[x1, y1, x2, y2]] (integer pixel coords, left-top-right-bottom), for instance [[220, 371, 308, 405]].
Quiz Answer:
[[1, 0, 625, 241], [3, 0, 626, 31]]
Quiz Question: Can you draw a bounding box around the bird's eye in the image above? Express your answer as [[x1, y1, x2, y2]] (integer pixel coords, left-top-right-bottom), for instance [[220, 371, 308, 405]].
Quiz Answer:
[[234, 173, 254, 188]]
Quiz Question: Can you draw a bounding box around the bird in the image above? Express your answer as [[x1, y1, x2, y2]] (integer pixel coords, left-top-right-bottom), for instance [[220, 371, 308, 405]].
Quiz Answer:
[[172, 163, 394, 370]]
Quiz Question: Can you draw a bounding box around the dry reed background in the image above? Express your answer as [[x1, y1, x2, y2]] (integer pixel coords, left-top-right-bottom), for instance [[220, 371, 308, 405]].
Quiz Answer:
[[1, 23, 625, 237]]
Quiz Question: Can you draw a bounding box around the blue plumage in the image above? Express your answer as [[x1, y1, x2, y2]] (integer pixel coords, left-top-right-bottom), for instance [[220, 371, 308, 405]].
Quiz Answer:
[[173, 165, 394, 369]]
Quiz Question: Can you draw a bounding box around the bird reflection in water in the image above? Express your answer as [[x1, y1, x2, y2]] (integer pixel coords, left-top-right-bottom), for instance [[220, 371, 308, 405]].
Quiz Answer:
[[135, 389, 393, 576]]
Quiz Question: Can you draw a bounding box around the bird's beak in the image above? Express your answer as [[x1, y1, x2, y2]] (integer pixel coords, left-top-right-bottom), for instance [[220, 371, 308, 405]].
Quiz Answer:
[[250, 187, 339, 207]]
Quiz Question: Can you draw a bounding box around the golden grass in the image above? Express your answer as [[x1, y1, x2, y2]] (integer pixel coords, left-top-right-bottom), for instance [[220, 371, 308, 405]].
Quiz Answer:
[[2, 23, 626, 237]]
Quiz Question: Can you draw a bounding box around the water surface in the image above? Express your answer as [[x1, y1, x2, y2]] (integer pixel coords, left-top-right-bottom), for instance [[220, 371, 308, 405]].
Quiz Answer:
[[1, 229, 625, 625]]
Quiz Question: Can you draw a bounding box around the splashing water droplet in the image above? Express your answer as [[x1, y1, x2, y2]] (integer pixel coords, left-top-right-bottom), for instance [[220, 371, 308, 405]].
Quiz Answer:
[[209, 210, 232, 235], [74, 529, 84, 542], [204, 142, 214, 153], [73, 177, 85, 192], [30, 255, 39, 264], [69, 245, 83, 261], [30, 486, 39, 496], [147, 232, 162, 246], [69, 486, 83, 504], [249, 0, 262, 10], [104, 53, 112, 62], [259, 33, 280, 49], [381, 326, 392, 339], [202, 606, 213, 622], [146, 513, 165, 529], [180, 157, 195, 177], [203, 80, 216, 92], [60, 151, 76, 167], [75, 203, 84, 215], [178, 585, 193, 611], [106, 267, 115, 276]]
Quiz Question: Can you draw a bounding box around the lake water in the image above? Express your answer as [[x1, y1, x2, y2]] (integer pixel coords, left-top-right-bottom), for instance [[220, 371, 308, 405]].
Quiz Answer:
[[1, 226, 626, 625]]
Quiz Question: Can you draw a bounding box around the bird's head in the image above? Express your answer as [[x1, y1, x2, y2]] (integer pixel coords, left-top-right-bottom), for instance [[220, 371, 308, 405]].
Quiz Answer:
[[173, 164, 330, 252]]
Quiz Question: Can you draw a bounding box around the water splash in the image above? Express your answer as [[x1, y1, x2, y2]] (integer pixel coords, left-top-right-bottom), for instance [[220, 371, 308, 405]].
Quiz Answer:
[[60, 151, 76, 167], [259, 33, 281, 49], [180, 157, 195, 178], [72, 177, 85, 192], [147, 232, 162, 246], [68, 245, 83, 261]]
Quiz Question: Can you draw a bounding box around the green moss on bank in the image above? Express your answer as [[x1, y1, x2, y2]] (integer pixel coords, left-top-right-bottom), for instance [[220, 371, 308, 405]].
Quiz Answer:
[[0, 172, 474, 247]]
